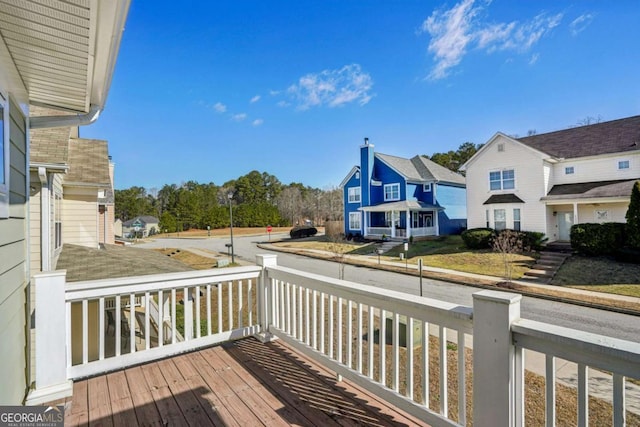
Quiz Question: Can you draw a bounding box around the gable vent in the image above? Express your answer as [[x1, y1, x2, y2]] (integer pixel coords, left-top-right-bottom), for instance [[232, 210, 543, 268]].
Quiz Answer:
[[497, 143, 505, 152]]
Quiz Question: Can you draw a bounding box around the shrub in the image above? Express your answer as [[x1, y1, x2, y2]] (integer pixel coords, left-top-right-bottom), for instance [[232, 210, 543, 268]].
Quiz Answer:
[[521, 231, 548, 251], [625, 180, 640, 249], [289, 226, 318, 239], [570, 223, 626, 256], [461, 228, 495, 249]]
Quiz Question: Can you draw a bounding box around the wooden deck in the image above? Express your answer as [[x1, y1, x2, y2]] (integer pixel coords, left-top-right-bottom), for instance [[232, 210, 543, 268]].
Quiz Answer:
[[51, 337, 430, 426]]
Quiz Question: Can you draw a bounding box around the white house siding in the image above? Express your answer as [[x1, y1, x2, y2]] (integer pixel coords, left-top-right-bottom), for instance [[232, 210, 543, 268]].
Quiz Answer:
[[0, 99, 27, 404], [28, 173, 41, 274], [51, 174, 63, 268], [465, 135, 548, 233], [552, 152, 640, 185], [62, 187, 99, 248]]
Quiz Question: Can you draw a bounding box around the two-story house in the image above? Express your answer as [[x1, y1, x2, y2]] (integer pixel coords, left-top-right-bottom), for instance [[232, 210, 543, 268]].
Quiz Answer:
[[0, 0, 129, 405], [460, 116, 640, 242], [341, 139, 466, 240]]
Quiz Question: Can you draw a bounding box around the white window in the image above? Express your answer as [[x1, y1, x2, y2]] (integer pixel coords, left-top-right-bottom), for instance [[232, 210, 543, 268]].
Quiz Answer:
[[489, 169, 515, 191], [384, 183, 400, 201], [618, 160, 630, 170], [494, 209, 506, 230], [348, 187, 361, 203], [565, 166, 574, 175], [0, 93, 9, 218], [513, 208, 521, 231], [423, 183, 431, 192], [349, 212, 361, 230]]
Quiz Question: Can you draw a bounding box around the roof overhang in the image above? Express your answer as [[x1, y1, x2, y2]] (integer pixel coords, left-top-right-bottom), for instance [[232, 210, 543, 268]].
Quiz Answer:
[[0, 0, 130, 123], [29, 162, 69, 174], [358, 200, 444, 212], [339, 166, 359, 188]]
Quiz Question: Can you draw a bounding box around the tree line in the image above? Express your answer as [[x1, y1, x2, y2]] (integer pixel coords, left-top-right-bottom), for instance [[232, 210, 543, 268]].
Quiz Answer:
[[114, 170, 342, 232]]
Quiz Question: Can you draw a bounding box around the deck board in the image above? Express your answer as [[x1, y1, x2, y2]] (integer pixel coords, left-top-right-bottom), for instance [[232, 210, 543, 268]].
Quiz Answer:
[[56, 337, 431, 426]]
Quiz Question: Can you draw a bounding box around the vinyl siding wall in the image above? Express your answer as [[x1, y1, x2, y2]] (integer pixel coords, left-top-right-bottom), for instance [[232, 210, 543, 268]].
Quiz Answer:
[[0, 99, 27, 404], [28, 172, 41, 274], [552, 152, 640, 185], [465, 135, 548, 233], [62, 188, 98, 248]]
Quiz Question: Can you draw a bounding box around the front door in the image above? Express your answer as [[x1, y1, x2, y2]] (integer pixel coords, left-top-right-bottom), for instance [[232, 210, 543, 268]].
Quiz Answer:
[[422, 213, 433, 227], [558, 212, 573, 241]]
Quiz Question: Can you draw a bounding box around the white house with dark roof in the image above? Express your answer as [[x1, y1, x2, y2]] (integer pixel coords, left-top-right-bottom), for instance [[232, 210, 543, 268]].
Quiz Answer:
[[341, 140, 466, 239], [460, 116, 640, 242]]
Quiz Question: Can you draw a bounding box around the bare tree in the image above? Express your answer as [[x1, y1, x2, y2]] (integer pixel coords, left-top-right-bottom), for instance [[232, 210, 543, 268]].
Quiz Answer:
[[326, 232, 348, 280], [492, 230, 524, 283]]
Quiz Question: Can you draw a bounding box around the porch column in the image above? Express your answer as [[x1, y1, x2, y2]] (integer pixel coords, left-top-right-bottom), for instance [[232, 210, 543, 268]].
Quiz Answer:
[[363, 211, 368, 237], [406, 209, 411, 239], [256, 254, 278, 343], [573, 202, 579, 224], [26, 271, 73, 405], [391, 211, 396, 238], [434, 210, 440, 236]]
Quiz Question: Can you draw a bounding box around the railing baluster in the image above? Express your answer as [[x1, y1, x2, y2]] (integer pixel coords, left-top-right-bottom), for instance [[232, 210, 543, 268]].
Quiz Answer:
[[337, 297, 343, 364], [297, 285, 303, 341], [130, 294, 136, 352], [392, 312, 399, 392], [458, 331, 467, 426], [328, 294, 334, 358], [577, 363, 588, 427], [613, 374, 626, 427], [171, 289, 176, 344], [305, 288, 310, 345], [217, 283, 223, 333], [368, 305, 374, 379], [206, 285, 211, 336], [82, 300, 88, 364], [248, 279, 253, 326], [439, 325, 447, 416], [286, 282, 292, 334], [319, 292, 325, 354], [380, 309, 386, 385], [228, 281, 233, 330], [291, 284, 297, 338], [280, 281, 286, 331], [158, 290, 163, 347], [238, 280, 243, 329], [357, 302, 363, 373], [423, 321, 429, 407], [347, 300, 353, 369], [195, 285, 201, 338], [312, 290, 318, 349], [115, 295, 121, 356], [99, 297, 105, 360], [144, 292, 150, 350], [545, 354, 556, 427], [407, 317, 414, 400]]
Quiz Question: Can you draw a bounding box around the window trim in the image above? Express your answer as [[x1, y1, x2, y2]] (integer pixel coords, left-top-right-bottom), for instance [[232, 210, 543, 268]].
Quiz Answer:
[[383, 183, 400, 201], [0, 92, 9, 218], [513, 208, 521, 231], [348, 212, 361, 230], [494, 208, 506, 231], [347, 187, 361, 203], [54, 192, 62, 249], [564, 166, 575, 175], [423, 183, 431, 193], [618, 159, 630, 170]]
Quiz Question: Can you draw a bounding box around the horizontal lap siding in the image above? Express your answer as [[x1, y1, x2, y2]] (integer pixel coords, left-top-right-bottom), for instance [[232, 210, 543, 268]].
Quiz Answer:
[[62, 194, 98, 248], [0, 99, 27, 404]]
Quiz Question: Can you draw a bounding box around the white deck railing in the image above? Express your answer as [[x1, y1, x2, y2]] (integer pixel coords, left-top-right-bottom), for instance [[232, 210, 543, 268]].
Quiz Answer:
[[29, 255, 640, 427]]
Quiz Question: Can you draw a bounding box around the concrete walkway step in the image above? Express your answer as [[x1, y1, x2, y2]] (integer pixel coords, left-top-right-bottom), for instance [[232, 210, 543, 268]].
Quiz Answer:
[[524, 269, 555, 278]]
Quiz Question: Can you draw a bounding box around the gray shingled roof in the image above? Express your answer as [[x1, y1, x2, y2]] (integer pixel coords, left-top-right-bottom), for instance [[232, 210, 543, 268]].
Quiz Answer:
[[29, 106, 73, 165], [542, 179, 639, 200], [517, 115, 640, 158], [66, 138, 111, 186], [375, 153, 466, 185], [483, 194, 525, 204], [123, 216, 160, 227]]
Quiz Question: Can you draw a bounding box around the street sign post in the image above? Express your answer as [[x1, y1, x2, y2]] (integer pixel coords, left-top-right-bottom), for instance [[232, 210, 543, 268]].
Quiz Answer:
[[267, 225, 272, 241]]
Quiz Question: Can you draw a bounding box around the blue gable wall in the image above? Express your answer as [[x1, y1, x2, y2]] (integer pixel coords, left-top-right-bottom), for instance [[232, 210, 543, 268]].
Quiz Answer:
[[370, 158, 406, 204], [343, 170, 362, 234], [437, 184, 467, 234], [407, 183, 435, 204]]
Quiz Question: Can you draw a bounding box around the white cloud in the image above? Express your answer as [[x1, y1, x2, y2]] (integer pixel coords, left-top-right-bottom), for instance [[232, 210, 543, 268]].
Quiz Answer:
[[276, 100, 290, 107], [252, 119, 264, 126], [213, 102, 227, 113], [286, 64, 373, 110], [250, 95, 261, 104], [570, 13, 594, 36], [269, 90, 281, 96], [528, 53, 539, 65], [231, 113, 247, 122], [420, 0, 563, 80]]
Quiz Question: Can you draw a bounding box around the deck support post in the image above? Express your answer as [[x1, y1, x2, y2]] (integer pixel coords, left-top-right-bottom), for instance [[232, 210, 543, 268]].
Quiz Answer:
[[26, 271, 73, 405], [472, 290, 522, 427], [255, 254, 278, 343]]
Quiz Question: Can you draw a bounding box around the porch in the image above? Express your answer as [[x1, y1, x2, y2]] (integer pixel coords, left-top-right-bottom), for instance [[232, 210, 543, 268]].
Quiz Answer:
[[360, 200, 442, 239], [30, 255, 640, 426]]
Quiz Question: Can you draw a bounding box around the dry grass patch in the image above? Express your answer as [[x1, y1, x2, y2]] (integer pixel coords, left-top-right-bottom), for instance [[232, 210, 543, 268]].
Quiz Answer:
[[411, 251, 535, 279], [155, 248, 222, 269], [553, 255, 640, 298]]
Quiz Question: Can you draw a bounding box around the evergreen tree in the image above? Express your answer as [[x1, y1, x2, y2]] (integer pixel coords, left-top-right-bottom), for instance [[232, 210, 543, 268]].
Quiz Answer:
[[626, 180, 640, 249]]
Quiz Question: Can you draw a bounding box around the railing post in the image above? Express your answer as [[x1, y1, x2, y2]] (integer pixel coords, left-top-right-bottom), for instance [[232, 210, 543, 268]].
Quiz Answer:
[[26, 271, 73, 405], [472, 290, 522, 427], [255, 254, 278, 342]]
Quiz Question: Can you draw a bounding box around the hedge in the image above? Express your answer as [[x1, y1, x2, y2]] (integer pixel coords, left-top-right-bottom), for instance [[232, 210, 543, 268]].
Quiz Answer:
[[570, 222, 626, 256], [461, 228, 495, 249]]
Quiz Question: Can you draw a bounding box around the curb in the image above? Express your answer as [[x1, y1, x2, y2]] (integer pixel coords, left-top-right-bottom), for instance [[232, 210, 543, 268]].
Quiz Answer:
[[257, 243, 640, 317]]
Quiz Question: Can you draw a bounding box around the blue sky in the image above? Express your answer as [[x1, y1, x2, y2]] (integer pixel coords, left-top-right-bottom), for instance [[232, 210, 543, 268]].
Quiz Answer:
[[81, 1, 640, 191]]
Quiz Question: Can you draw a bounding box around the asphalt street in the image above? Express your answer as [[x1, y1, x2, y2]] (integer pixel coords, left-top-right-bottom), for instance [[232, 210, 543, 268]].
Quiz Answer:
[[136, 233, 640, 343]]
